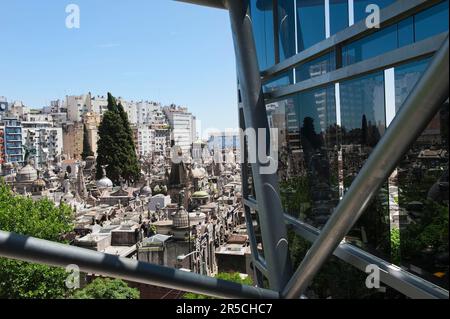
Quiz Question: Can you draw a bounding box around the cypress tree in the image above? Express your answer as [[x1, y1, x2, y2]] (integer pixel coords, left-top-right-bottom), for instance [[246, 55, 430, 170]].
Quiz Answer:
[[81, 123, 94, 160], [96, 93, 140, 184]]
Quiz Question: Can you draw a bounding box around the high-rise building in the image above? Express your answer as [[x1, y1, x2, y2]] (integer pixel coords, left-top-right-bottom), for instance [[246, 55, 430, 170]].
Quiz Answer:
[[22, 121, 63, 167], [2, 117, 23, 163], [133, 124, 156, 157], [0, 124, 5, 166], [65, 94, 91, 122], [164, 105, 196, 156]]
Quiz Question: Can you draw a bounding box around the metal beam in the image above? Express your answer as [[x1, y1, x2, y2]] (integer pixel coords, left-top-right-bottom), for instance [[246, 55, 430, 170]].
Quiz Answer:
[[226, 0, 293, 291], [175, 0, 226, 10], [282, 36, 449, 299], [0, 230, 279, 299], [265, 33, 447, 101], [285, 214, 449, 299], [261, 0, 443, 80]]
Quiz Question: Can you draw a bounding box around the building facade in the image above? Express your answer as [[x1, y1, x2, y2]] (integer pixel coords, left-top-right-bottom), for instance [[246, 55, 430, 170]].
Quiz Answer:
[[22, 121, 63, 167], [62, 122, 83, 160], [164, 105, 196, 156], [2, 117, 23, 163], [0, 124, 5, 166], [134, 124, 156, 157]]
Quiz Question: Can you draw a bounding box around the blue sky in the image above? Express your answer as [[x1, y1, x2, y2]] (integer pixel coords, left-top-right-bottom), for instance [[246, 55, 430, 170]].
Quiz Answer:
[[0, 0, 238, 130]]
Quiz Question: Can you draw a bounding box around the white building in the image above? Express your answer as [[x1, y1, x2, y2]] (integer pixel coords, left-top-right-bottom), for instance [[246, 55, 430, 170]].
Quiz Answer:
[[89, 95, 109, 117], [164, 105, 196, 156], [135, 124, 156, 157], [153, 127, 170, 155], [65, 94, 91, 122], [22, 121, 63, 167], [122, 100, 138, 124], [136, 101, 161, 124]]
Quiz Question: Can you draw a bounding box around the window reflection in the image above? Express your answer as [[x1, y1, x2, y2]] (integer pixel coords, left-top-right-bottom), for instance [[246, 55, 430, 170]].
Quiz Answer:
[[295, 51, 336, 82], [263, 71, 294, 93], [297, 0, 326, 52], [278, 0, 296, 61], [343, 24, 399, 66], [330, 0, 349, 35], [395, 58, 449, 289], [414, 0, 449, 42], [250, 0, 275, 70], [343, 2, 449, 67], [340, 71, 390, 259]]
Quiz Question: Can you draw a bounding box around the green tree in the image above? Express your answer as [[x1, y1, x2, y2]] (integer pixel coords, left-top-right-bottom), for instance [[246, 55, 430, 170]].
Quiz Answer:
[[96, 93, 140, 184], [0, 182, 74, 299], [71, 278, 139, 299], [183, 273, 253, 299], [81, 123, 94, 160]]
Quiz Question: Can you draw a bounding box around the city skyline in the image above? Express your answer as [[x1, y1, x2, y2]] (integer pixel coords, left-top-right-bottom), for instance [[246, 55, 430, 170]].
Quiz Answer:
[[0, 0, 238, 130]]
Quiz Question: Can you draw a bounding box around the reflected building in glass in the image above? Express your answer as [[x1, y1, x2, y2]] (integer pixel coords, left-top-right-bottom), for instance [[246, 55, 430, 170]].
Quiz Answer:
[[252, 0, 449, 296]]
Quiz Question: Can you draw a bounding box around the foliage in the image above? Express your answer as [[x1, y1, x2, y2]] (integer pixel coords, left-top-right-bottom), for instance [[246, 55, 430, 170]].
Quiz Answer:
[[81, 123, 94, 160], [390, 227, 401, 265], [95, 93, 140, 184], [71, 278, 139, 299], [183, 273, 253, 299], [0, 183, 74, 299]]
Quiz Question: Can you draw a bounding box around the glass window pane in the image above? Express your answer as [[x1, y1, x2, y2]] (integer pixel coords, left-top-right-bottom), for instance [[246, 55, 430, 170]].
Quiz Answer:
[[297, 0, 326, 52], [263, 70, 294, 93], [354, 0, 394, 24], [278, 0, 296, 61], [330, 0, 349, 35], [395, 58, 431, 112], [250, 0, 276, 70], [295, 51, 336, 82], [394, 59, 449, 289], [414, 1, 449, 42], [342, 24, 398, 66], [340, 71, 391, 259], [397, 17, 414, 48]]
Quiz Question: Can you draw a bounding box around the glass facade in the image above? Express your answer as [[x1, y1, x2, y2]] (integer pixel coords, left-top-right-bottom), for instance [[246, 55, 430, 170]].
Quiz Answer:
[[415, 0, 449, 42], [248, 0, 449, 297], [295, 51, 336, 82], [394, 58, 449, 289], [330, 0, 349, 35], [340, 71, 390, 259], [343, 1, 449, 66], [263, 71, 294, 93], [343, 23, 400, 66], [278, 0, 296, 61], [250, 0, 275, 70], [296, 0, 326, 52]]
